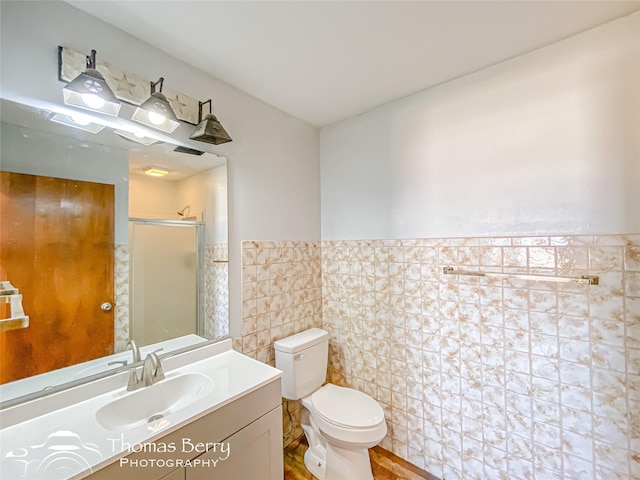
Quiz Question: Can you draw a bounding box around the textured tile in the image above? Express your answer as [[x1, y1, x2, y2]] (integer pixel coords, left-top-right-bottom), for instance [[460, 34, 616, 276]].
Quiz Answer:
[[241, 235, 640, 478], [114, 244, 129, 352]]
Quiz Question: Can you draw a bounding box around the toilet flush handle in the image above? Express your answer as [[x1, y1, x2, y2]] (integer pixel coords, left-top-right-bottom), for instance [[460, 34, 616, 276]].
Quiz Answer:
[[295, 354, 304, 361]]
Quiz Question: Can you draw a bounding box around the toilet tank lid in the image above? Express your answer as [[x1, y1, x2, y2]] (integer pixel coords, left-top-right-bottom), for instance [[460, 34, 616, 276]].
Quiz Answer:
[[274, 328, 329, 353]]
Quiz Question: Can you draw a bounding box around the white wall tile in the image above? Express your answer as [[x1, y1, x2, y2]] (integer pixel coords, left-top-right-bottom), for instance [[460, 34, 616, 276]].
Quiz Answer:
[[241, 234, 639, 476], [331, 235, 639, 478]]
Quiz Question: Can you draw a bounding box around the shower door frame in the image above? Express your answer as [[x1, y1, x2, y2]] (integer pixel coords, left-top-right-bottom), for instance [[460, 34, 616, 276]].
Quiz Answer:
[[128, 217, 206, 338]]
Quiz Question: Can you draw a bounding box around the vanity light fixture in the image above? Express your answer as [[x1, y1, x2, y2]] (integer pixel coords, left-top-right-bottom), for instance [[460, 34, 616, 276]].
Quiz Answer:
[[114, 129, 160, 146], [132, 77, 180, 134], [189, 99, 232, 145], [143, 166, 171, 177], [62, 49, 121, 116], [50, 112, 106, 134]]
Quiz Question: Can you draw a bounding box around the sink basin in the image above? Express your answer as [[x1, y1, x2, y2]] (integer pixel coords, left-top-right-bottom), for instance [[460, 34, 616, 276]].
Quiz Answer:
[[95, 373, 215, 432]]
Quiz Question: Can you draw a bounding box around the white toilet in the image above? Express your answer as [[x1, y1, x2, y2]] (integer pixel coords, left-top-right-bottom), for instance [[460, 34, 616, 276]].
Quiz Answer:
[[274, 328, 387, 480]]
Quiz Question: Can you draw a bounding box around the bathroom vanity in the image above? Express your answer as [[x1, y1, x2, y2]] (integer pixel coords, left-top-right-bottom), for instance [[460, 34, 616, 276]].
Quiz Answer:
[[0, 340, 283, 480], [88, 377, 282, 480]]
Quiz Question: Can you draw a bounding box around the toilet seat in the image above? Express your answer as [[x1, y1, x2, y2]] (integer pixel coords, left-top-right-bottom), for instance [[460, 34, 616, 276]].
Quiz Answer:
[[302, 384, 387, 447], [311, 384, 385, 428]]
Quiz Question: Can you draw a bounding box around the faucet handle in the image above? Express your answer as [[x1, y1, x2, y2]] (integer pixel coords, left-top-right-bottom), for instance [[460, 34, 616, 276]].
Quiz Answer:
[[142, 352, 165, 386], [127, 370, 141, 391], [150, 353, 165, 382], [154, 360, 165, 382]]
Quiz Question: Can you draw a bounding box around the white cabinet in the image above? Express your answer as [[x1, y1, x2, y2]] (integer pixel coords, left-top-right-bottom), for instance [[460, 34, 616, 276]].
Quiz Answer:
[[187, 406, 282, 480], [160, 468, 186, 480]]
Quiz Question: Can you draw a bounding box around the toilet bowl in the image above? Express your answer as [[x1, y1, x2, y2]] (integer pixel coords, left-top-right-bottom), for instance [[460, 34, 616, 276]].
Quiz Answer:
[[301, 384, 387, 479], [274, 328, 387, 480]]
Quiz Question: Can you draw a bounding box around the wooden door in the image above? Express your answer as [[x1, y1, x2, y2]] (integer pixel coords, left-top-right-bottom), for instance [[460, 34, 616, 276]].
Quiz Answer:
[[0, 171, 115, 384]]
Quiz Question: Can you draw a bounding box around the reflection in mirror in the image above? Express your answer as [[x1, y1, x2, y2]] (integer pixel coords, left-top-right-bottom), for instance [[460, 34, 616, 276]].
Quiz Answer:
[[128, 219, 205, 346], [0, 98, 228, 404]]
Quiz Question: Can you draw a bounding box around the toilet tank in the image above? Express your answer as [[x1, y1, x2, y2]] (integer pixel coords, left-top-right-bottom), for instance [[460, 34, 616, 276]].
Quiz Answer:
[[274, 328, 329, 400]]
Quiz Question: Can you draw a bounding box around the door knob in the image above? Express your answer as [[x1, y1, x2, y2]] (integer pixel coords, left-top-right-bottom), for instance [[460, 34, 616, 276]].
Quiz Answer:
[[101, 302, 113, 311]]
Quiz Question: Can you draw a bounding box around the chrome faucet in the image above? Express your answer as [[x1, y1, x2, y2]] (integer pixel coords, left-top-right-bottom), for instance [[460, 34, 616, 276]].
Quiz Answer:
[[142, 352, 165, 386], [127, 352, 165, 391], [126, 339, 141, 363]]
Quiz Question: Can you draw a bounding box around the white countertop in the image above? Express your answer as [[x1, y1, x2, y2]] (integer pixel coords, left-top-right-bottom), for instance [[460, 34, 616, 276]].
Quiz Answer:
[[0, 340, 282, 479]]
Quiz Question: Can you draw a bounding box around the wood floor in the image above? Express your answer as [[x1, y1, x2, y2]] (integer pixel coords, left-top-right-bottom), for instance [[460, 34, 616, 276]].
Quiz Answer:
[[283, 436, 437, 480]]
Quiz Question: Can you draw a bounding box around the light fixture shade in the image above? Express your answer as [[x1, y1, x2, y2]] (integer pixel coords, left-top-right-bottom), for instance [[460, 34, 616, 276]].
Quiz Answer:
[[114, 129, 160, 146], [63, 68, 121, 116], [190, 114, 232, 145], [132, 92, 180, 133], [50, 113, 105, 133]]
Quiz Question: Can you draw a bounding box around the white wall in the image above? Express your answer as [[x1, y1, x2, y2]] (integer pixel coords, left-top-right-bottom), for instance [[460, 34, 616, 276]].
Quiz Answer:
[[321, 12, 640, 240], [177, 165, 228, 245], [0, 122, 130, 243], [129, 164, 228, 246], [128, 175, 180, 219], [1, 1, 320, 337]]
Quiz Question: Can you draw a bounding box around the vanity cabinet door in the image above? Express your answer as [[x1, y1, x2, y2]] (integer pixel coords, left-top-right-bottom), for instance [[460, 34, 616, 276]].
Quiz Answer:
[[187, 405, 282, 480], [160, 468, 186, 480]]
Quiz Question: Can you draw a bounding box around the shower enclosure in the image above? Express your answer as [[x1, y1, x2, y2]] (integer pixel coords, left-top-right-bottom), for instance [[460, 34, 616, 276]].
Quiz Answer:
[[128, 218, 204, 346]]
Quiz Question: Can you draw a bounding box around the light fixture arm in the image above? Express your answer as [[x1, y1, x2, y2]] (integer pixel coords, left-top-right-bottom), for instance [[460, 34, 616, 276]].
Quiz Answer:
[[150, 77, 165, 94], [190, 98, 231, 145], [197, 99, 213, 123], [86, 49, 97, 69]]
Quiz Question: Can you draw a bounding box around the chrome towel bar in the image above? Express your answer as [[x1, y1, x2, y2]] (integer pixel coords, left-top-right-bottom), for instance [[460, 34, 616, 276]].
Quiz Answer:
[[442, 267, 599, 285]]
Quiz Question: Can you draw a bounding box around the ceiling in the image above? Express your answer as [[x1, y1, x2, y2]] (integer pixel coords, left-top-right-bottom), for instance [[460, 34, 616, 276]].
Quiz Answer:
[[68, 1, 640, 127]]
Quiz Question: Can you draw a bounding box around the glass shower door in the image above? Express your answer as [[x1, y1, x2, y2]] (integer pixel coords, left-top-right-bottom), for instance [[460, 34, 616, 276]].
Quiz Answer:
[[129, 220, 203, 346]]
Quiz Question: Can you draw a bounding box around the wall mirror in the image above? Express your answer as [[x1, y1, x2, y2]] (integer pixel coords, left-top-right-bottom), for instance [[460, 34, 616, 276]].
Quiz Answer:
[[0, 98, 229, 405]]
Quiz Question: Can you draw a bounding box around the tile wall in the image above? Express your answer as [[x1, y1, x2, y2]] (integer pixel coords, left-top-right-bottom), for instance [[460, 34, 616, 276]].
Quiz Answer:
[[205, 244, 229, 339], [322, 234, 639, 480], [114, 244, 129, 353], [235, 241, 323, 445]]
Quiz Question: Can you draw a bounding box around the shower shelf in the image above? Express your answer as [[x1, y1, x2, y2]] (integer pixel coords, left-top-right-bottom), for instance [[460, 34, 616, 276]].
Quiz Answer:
[[0, 281, 30, 332], [442, 267, 599, 285]]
